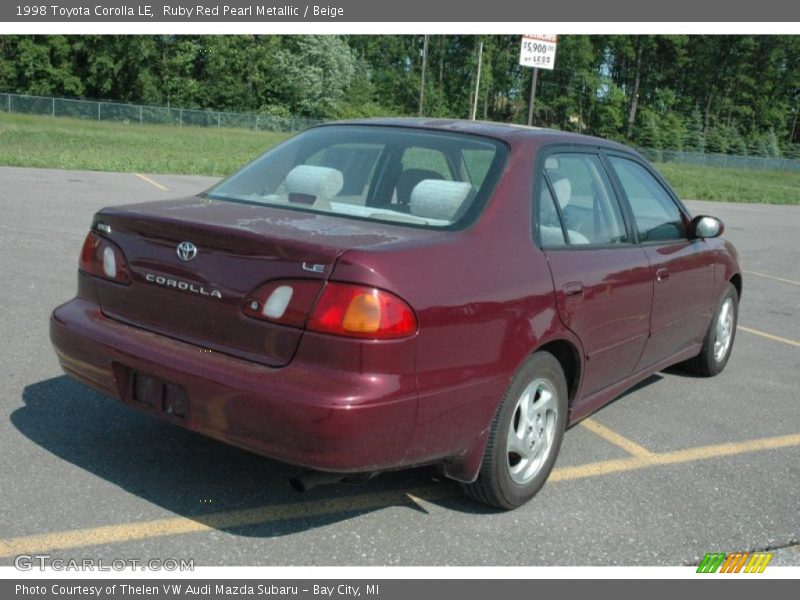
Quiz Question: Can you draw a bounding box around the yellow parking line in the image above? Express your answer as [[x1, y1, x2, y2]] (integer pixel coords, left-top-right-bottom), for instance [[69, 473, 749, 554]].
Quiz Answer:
[[1, 433, 798, 557], [133, 173, 168, 191], [738, 326, 800, 348], [0, 486, 453, 558], [579, 418, 654, 457], [550, 433, 800, 482], [743, 270, 800, 286]]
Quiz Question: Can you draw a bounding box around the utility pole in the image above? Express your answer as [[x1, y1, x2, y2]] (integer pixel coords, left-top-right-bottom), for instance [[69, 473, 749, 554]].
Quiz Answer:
[[519, 34, 558, 127], [418, 35, 428, 117], [470, 40, 483, 121], [527, 68, 539, 126]]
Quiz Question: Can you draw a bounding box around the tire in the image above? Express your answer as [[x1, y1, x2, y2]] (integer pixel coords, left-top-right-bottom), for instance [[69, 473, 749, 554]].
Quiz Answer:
[[684, 282, 739, 377], [462, 351, 568, 509]]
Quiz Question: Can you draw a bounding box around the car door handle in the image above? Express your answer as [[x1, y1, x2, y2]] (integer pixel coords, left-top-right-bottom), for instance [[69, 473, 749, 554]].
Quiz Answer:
[[656, 268, 670, 282], [563, 281, 584, 296]]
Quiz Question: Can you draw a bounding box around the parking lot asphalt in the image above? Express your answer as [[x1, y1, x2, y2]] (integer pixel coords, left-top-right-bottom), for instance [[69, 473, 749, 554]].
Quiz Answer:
[[0, 166, 797, 567]]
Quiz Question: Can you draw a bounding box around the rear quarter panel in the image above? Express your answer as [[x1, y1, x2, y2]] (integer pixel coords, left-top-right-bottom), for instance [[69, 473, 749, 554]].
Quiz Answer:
[[330, 138, 577, 471]]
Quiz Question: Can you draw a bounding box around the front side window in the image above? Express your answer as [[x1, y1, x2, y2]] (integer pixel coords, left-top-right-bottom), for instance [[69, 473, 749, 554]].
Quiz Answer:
[[608, 156, 686, 242], [206, 126, 508, 229], [542, 153, 628, 245]]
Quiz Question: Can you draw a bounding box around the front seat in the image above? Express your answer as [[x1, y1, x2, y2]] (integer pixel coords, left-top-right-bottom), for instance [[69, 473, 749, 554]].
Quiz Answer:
[[284, 165, 344, 211]]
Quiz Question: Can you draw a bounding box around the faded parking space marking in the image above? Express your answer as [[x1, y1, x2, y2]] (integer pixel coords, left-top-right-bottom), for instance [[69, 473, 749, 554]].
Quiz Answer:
[[549, 433, 800, 482], [579, 418, 654, 457], [1, 432, 798, 558], [738, 325, 800, 348], [0, 487, 455, 558], [133, 173, 169, 191], [743, 270, 800, 286]]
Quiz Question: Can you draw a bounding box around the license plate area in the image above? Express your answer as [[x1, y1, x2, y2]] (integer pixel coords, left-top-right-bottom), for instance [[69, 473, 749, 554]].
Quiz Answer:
[[131, 371, 189, 419]]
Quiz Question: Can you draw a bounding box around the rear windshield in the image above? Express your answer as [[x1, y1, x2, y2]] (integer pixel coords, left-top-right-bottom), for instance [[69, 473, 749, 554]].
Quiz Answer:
[[205, 125, 508, 229]]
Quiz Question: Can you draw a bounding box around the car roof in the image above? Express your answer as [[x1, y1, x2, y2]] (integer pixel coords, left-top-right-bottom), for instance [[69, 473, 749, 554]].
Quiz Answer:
[[319, 117, 634, 153]]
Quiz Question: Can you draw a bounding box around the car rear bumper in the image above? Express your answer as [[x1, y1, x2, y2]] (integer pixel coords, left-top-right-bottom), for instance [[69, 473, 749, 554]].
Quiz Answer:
[[50, 297, 420, 473]]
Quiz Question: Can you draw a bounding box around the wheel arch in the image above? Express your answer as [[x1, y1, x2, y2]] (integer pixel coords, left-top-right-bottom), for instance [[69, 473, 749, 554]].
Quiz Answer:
[[536, 338, 582, 407], [441, 334, 584, 483], [729, 272, 742, 300]]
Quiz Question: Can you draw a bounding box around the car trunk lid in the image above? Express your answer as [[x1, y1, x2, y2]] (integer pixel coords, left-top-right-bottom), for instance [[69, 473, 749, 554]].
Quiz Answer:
[[91, 196, 437, 367]]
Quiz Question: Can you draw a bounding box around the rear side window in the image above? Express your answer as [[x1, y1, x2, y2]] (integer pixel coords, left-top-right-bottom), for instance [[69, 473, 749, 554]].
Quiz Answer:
[[400, 147, 454, 180], [608, 157, 686, 242], [206, 126, 508, 230], [537, 184, 567, 247], [542, 153, 628, 245], [462, 148, 496, 186]]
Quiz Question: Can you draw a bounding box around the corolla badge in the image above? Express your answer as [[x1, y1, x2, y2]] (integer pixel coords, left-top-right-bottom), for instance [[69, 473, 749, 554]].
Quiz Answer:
[[144, 273, 223, 299], [176, 241, 198, 262]]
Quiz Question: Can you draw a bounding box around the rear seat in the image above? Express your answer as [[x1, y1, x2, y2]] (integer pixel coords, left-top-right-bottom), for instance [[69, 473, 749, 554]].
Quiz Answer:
[[409, 179, 472, 222]]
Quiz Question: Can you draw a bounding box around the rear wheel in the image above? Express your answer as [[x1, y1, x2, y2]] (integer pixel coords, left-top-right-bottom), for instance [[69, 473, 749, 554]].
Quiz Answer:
[[462, 351, 568, 509], [684, 283, 738, 376]]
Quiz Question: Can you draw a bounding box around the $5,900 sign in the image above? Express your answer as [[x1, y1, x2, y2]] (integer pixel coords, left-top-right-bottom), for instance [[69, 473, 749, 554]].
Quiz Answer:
[[519, 35, 558, 70]]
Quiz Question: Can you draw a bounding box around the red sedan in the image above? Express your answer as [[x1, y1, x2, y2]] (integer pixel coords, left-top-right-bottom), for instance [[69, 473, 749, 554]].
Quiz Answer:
[[50, 119, 741, 509]]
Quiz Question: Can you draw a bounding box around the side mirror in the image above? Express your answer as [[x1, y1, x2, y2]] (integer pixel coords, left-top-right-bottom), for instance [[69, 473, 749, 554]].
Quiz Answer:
[[690, 215, 724, 239]]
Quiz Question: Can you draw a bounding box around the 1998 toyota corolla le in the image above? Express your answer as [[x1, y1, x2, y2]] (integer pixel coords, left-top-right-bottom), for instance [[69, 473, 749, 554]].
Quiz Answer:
[[50, 119, 741, 509]]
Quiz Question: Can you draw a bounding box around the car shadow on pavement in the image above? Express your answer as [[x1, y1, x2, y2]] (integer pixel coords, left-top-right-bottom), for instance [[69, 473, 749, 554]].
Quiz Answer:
[[564, 373, 664, 432], [14, 376, 492, 540], [662, 364, 706, 378]]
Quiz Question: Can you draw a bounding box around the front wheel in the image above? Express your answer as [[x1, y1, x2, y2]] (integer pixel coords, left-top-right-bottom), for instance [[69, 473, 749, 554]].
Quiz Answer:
[[684, 282, 739, 377], [462, 351, 568, 509]]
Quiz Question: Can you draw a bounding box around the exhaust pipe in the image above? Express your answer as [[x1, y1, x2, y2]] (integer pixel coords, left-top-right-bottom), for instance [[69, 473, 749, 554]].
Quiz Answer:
[[289, 471, 375, 493]]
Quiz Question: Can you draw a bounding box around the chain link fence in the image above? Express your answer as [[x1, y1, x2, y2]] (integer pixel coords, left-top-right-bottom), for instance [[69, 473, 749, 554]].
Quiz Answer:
[[0, 91, 324, 133], [637, 147, 800, 173], [3, 91, 799, 172]]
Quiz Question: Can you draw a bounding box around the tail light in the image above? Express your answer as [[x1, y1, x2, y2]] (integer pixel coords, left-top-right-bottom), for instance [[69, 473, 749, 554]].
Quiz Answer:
[[308, 283, 417, 339], [242, 280, 417, 340], [242, 280, 323, 328], [79, 232, 131, 284]]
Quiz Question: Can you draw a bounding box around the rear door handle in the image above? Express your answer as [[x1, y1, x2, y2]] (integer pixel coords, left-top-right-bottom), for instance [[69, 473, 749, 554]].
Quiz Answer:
[[656, 268, 670, 282], [563, 281, 584, 296]]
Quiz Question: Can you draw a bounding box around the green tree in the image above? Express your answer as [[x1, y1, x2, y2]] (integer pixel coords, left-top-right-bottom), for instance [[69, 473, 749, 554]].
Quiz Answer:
[[1, 34, 799, 148], [636, 110, 661, 148], [593, 81, 627, 140], [705, 127, 729, 154], [728, 128, 748, 155], [274, 36, 357, 118], [684, 106, 706, 152], [660, 113, 685, 151]]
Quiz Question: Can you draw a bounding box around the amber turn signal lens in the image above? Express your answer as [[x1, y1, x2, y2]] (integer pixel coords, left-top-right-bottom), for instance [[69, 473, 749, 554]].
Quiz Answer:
[[307, 283, 417, 339], [342, 292, 382, 333]]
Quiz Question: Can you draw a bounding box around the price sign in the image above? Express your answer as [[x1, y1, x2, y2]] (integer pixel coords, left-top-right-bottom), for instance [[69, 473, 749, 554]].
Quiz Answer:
[[519, 34, 558, 70]]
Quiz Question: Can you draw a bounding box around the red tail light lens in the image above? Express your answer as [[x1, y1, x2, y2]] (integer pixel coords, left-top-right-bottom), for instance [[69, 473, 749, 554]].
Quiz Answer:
[[243, 280, 417, 339], [242, 280, 324, 328], [79, 232, 131, 284], [307, 283, 417, 339]]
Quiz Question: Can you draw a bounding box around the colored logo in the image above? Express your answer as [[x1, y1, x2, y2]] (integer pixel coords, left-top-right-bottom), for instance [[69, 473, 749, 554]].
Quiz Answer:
[[696, 551, 773, 573]]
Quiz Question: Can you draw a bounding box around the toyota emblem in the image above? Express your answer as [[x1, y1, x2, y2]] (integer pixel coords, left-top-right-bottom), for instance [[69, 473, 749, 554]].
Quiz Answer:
[[176, 241, 198, 262]]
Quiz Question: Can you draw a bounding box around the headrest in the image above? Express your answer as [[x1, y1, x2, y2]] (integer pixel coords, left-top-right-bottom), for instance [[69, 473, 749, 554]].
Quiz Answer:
[[284, 165, 344, 199], [397, 169, 444, 204], [551, 177, 571, 209], [410, 180, 472, 221]]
